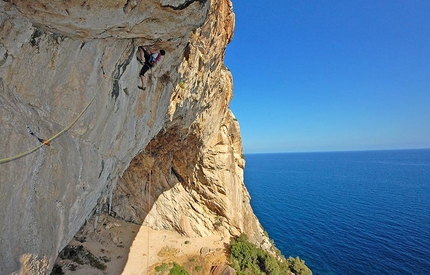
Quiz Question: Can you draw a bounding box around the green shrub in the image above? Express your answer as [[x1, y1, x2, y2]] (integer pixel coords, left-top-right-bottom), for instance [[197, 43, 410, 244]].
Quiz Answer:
[[168, 263, 190, 275], [261, 253, 281, 274], [287, 256, 312, 275], [155, 263, 170, 273], [229, 234, 312, 275]]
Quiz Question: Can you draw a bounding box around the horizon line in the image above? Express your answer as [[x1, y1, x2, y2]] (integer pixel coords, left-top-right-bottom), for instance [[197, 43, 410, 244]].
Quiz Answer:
[[244, 147, 430, 155]]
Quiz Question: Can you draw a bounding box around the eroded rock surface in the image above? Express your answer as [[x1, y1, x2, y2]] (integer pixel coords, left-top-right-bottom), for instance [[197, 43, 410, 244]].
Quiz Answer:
[[0, 0, 270, 273]]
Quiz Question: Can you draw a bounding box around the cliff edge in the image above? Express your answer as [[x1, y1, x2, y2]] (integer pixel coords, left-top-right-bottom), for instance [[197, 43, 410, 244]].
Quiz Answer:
[[0, 0, 270, 274]]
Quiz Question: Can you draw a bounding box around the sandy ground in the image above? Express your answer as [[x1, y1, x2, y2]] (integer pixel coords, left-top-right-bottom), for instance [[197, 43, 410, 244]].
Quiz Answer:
[[54, 214, 230, 275]]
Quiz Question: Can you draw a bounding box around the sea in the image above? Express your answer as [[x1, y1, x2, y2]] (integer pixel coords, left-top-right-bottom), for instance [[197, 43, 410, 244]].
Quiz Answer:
[[243, 149, 430, 275]]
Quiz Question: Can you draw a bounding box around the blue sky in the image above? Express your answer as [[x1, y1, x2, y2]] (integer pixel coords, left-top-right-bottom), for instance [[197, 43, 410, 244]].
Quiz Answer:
[[225, 0, 430, 153]]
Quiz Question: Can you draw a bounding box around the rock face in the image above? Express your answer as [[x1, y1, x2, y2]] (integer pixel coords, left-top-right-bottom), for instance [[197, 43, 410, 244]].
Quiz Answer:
[[0, 0, 269, 273]]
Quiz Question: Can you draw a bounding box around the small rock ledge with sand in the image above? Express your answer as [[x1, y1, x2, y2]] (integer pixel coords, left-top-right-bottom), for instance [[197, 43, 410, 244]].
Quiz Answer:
[[53, 214, 231, 275]]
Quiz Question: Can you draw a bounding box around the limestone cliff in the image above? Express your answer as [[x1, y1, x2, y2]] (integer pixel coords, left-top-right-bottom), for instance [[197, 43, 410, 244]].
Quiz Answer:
[[0, 0, 269, 274]]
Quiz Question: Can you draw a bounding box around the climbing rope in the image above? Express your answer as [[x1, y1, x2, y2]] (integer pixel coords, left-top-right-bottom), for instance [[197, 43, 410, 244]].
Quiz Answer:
[[0, 72, 106, 164], [105, 74, 137, 82], [0, 49, 152, 164], [147, 143, 152, 274]]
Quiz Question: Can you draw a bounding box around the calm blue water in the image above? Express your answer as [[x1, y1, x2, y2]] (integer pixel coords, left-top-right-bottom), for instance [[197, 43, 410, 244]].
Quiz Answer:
[[244, 149, 430, 275]]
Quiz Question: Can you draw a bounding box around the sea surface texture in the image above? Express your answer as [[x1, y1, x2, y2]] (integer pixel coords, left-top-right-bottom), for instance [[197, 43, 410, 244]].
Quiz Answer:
[[244, 149, 430, 275]]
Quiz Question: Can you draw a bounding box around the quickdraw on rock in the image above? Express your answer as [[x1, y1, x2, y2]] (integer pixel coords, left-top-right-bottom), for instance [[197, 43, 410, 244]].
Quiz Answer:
[[0, 65, 105, 164], [26, 125, 50, 146]]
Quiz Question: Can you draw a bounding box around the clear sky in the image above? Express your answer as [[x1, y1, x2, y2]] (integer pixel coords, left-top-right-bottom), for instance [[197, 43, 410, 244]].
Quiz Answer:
[[225, 0, 430, 153]]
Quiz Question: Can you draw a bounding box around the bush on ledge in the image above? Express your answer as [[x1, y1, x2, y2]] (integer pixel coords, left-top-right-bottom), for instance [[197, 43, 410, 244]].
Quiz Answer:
[[229, 234, 312, 275]]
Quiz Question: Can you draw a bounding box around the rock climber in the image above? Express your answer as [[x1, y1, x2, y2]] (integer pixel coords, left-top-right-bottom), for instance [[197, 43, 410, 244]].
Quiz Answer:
[[137, 46, 165, 90]]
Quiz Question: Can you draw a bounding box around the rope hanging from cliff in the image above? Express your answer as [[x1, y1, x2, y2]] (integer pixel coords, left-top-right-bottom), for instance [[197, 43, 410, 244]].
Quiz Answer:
[[147, 142, 152, 274], [0, 72, 106, 164]]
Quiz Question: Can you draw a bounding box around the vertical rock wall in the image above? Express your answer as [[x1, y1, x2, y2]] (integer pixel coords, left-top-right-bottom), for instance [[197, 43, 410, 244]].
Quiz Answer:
[[0, 0, 269, 273], [112, 0, 267, 242]]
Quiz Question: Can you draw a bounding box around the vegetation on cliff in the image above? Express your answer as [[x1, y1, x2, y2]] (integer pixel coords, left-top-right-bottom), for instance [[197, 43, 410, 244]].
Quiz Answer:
[[155, 262, 190, 275], [230, 234, 312, 275]]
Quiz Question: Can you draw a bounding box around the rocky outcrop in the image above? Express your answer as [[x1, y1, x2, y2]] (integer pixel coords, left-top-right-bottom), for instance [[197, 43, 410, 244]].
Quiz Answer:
[[0, 0, 269, 274]]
